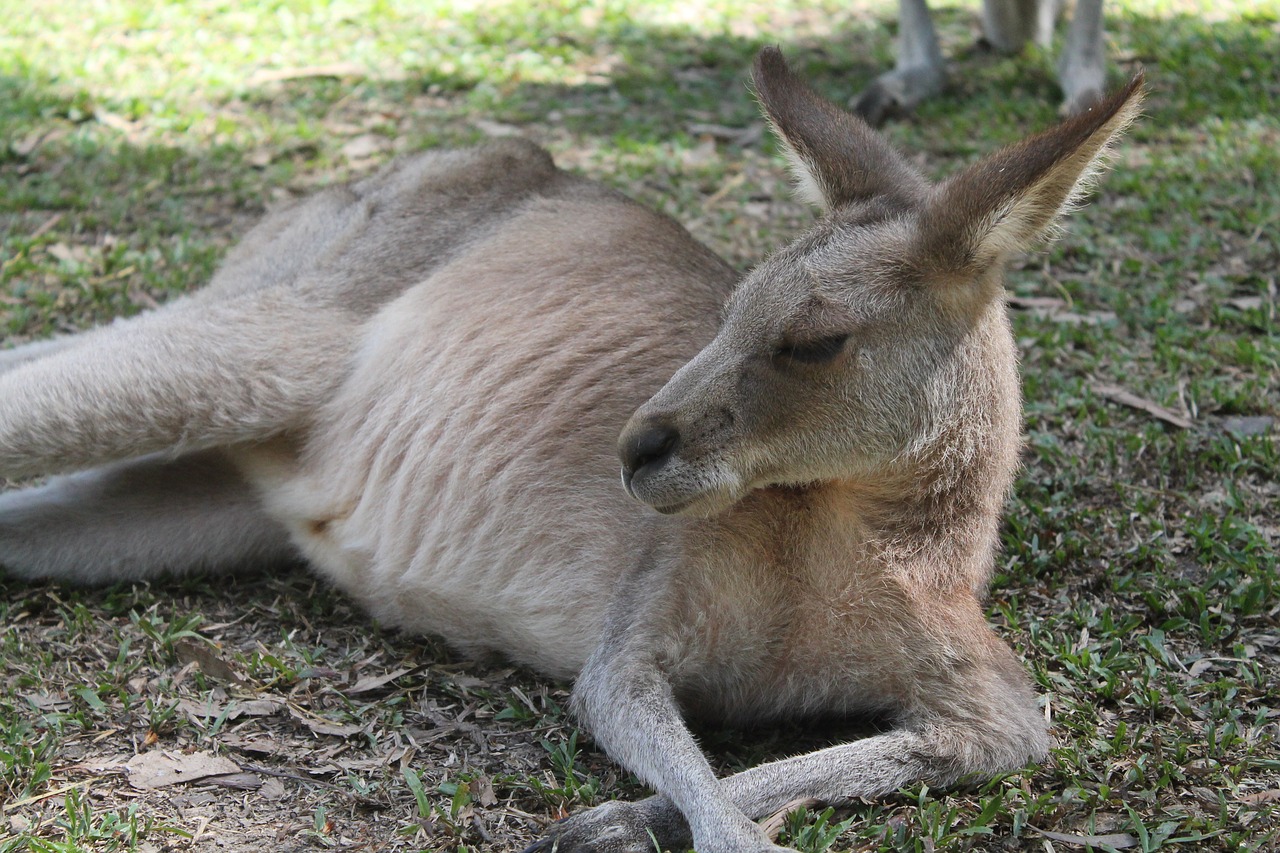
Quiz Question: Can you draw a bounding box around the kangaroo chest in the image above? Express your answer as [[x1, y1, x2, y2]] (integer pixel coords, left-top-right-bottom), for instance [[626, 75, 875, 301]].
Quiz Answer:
[[653, 503, 919, 723]]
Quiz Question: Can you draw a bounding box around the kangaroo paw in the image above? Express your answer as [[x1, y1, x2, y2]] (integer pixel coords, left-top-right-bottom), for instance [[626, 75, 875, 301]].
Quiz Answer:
[[524, 801, 659, 853]]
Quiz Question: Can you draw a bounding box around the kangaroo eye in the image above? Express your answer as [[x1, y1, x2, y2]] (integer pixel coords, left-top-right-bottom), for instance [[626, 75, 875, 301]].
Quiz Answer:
[[775, 333, 850, 366]]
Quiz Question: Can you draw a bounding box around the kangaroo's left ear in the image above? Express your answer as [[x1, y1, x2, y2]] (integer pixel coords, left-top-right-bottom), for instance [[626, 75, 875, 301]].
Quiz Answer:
[[915, 71, 1146, 281], [751, 46, 929, 212]]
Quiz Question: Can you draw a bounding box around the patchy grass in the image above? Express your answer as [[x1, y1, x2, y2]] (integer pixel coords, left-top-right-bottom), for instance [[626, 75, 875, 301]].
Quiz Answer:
[[1, 0, 1277, 851]]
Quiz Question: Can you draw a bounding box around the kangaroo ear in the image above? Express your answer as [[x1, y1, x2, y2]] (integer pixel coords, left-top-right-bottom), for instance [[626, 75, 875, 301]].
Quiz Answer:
[[751, 46, 928, 212], [916, 71, 1146, 280]]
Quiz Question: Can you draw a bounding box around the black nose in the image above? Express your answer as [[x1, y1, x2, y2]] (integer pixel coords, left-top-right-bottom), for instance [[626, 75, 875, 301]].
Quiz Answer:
[[620, 422, 680, 476]]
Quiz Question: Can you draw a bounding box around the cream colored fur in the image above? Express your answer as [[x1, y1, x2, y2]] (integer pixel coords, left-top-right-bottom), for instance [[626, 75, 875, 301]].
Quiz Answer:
[[0, 49, 1143, 853]]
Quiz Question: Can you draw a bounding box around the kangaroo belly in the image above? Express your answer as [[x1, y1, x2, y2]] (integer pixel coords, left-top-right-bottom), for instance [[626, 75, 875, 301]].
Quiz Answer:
[[256, 190, 734, 678]]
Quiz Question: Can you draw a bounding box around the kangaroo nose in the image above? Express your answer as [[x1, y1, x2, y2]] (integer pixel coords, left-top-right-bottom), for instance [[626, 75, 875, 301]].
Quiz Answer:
[[620, 422, 680, 477]]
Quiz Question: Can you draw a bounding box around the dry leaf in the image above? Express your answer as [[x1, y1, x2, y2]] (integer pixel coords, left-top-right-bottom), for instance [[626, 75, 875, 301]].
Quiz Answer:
[[1220, 416, 1274, 437], [126, 750, 242, 790], [681, 137, 718, 169], [1227, 296, 1263, 311], [259, 777, 287, 800], [174, 638, 244, 683], [21, 693, 71, 711], [1055, 310, 1118, 326], [31, 213, 63, 239], [47, 243, 81, 265], [341, 134, 385, 160], [1241, 789, 1280, 807], [686, 122, 763, 146], [289, 706, 363, 737], [11, 131, 44, 158], [236, 698, 288, 716], [179, 696, 285, 723], [346, 666, 417, 695], [248, 62, 366, 86], [1007, 295, 1068, 312], [204, 772, 263, 790], [220, 734, 286, 757], [1091, 383, 1193, 429], [1187, 658, 1215, 678], [1030, 826, 1139, 848], [473, 119, 522, 138], [758, 797, 819, 841], [472, 775, 498, 807]]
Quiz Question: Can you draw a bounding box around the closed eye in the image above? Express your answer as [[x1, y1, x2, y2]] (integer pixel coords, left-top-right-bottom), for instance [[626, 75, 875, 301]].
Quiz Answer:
[[774, 333, 850, 366]]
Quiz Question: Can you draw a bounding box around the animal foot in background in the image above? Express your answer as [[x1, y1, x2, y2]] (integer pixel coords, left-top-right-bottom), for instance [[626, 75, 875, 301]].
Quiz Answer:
[[850, 66, 946, 126], [523, 801, 663, 853], [850, 80, 903, 127], [1060, 85, 1105, 117]]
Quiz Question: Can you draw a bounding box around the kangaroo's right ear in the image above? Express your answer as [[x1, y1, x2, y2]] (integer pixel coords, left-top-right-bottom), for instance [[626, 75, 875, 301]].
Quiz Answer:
[[751, 46, 928, 212], [915, 71, 1146, 283]]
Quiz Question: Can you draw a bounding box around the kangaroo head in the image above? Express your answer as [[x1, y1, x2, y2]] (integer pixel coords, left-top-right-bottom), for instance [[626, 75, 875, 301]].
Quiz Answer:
[[620, 48, 1144, 516]]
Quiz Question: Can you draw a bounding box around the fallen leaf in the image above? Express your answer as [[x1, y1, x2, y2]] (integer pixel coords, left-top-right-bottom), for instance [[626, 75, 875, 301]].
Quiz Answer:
[[220, 735, 286, 757], [686, 121, 763, 146], [1227, 296, 1263, 311], [473, 119, 523, 138], [759, 797, 819, 841], [259, 777, 287, 800], [236, 697, 288, 716], [11, 130, 44, 158], [1241, 789, 1280, 807], [95, 110, 139, 136], [31, 213, 63, 239], [21, 693, 71, 712], [1054, 310, 1117, 326], [1187, 658, 1215, 678], [341, 134, 386, 160], [204, 772, 263, 790], [289, 706, 363, 737], [1091, 383, 1193, 429], [47, 243, 81, 265], [346, 666, 417, 695], [1007, 295, 1068, 312], [179, 696, 285, 723], [1029, 826, 1139, 848], [174, 638, 245, 683], [126, 750, 242, 790], [248, 62, 366, 86], [1220, 415, 1274, 437], [681, 137, 718, 169], [472, 775, 498, 807]]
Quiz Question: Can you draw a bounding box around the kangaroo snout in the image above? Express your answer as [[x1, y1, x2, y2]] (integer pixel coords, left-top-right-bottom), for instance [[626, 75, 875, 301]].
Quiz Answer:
[[619, 418, 679, 490], [617, 397, 745, 517]]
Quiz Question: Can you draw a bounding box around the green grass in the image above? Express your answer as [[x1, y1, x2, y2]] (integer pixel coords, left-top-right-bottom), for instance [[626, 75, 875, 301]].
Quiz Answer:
[[2, 1, 1278, 851]]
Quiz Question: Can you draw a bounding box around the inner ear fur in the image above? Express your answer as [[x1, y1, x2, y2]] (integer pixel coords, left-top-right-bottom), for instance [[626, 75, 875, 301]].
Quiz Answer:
[[915, 72, 1146, 283], [751, 46, 929, 212]]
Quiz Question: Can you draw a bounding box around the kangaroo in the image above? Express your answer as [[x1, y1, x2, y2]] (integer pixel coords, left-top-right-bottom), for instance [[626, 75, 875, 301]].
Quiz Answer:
[[0, 49, 1142, 853], [854, 0, 1107, 124]]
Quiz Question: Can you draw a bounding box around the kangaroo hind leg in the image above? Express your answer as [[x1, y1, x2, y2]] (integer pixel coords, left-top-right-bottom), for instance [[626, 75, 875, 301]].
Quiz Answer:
[[0, 289, 353, 480], [0, 449, 297, 584]]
